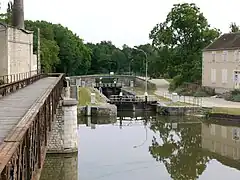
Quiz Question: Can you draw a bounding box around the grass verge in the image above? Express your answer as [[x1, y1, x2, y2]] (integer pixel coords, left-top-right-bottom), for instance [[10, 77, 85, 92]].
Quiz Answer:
[[78, 87, 91, 106], [211, 107, 240, 115]]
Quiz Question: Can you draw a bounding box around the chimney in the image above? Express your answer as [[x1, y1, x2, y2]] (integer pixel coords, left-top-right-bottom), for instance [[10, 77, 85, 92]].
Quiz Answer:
[[12, 0, 24, 29]]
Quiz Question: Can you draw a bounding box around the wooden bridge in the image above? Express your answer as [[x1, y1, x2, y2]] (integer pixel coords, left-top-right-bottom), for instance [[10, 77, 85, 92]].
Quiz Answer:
[[0, 73, 65, 180]]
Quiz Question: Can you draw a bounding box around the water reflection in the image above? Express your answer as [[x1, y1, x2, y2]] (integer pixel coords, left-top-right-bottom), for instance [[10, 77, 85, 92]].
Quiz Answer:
[[149, 117, 211, 180], [41, 113, 240, 180], [40, 154, 77, 180]]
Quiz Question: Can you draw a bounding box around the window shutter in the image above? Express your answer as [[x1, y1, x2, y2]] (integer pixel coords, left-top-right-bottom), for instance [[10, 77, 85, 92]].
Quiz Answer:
[[234, 51, 238, 61]]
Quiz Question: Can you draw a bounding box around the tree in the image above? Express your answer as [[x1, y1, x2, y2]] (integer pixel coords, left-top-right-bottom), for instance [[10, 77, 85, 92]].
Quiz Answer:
[[149, 3, 220, 85], [230, 22, 240, 32]]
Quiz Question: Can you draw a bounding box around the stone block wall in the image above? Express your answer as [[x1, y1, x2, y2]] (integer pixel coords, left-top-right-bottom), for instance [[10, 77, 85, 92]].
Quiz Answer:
[[47, 105, 64, 153], [47, 98, 78, 153]]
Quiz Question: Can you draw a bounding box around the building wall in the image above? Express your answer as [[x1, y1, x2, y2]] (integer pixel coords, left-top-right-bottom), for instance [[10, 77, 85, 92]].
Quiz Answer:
[[201, 123, 240, 160], [202, 50, 240, 93], [7, 27, 33, 75], [0, 24, 8, 76]]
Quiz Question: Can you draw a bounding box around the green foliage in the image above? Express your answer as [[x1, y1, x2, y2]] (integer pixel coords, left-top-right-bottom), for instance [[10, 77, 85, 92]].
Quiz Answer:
[[150, 3, 220, 85], [169, 75, 184, 91], [24, 21, 92, 75], [0, 1, 228, 86], [224, 89, 240, 102], [193, 90, 209, 97], [230, 22, 240, 32]]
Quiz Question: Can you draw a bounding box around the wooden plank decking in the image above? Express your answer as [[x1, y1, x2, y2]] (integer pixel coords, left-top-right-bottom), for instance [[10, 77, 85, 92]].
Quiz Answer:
[[0, 77, 58, 145]]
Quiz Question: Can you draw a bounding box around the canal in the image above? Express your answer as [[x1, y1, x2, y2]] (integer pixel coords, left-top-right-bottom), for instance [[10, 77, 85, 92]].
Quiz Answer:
[[40, 112, 240, 180]]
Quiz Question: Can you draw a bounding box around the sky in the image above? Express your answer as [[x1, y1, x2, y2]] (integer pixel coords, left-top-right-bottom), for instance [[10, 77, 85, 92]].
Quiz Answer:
[[1, 0, 240, 48]]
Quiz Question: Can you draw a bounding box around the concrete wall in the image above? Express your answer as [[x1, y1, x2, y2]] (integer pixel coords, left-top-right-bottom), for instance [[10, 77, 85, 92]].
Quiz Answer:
[[0, 24, 8, 76], [7, 27, 33, 75], [69, 75, 156, 90], [157, 105, 201, 116], [0, 23, 36, 77], [78, 104, 117, 117]]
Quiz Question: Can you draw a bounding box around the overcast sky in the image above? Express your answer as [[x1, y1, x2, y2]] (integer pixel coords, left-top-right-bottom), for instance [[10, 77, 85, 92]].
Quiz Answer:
[[1, 0, 240, 47]]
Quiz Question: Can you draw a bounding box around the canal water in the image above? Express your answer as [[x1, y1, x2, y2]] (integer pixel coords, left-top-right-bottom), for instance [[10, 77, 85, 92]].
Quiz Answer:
[[40, 112, 240, 180]]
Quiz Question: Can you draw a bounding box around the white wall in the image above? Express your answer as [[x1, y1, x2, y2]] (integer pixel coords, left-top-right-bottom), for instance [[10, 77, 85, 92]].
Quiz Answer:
[[0, 24, 8, 76], [7, 27, 33, 75]]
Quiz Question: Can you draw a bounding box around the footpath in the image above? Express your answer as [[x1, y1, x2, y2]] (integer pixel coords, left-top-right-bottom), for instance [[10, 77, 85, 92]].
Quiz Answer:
[[139, 77, 240, 108]]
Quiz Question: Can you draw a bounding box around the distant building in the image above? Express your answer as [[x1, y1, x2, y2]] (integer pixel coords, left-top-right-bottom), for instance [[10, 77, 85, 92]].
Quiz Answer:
[[202, 33, 240, 93], [0, 22, 37, 80]]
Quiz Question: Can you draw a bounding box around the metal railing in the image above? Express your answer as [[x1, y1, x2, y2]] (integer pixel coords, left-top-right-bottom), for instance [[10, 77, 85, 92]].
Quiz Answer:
[[0, 73, 65, 180], [0, 70, 38, 85], [95, 82, 122, 88], [109, 95, 158, 103], [160, 91, 203, 106], [0, 73, 45, 98]]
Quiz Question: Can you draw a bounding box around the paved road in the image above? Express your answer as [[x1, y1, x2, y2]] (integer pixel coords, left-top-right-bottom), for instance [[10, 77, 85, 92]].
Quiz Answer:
[[145, 78, 240, 108], [0, 77, 58, 145]]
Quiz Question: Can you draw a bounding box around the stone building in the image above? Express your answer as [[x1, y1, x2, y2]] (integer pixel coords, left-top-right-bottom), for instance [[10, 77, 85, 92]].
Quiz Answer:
[[0, 22, 37, 77]]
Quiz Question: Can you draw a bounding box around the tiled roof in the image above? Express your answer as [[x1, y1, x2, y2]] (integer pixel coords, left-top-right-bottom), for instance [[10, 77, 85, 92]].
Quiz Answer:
[[204, 32, 240, 51]]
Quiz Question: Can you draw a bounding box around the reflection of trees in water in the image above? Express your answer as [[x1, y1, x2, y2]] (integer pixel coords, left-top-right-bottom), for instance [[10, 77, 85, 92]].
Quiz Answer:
[[149, 118, 211, 180]]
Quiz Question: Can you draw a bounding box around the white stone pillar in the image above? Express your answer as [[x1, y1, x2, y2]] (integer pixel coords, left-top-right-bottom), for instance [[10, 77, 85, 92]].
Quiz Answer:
[[130, 80, 134, 87], [62, 98, 78, 153], [65, 86, 70, 98]]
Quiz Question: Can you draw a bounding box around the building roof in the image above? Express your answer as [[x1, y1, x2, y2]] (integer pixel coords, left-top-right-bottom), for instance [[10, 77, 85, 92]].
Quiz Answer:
[[0, 22, 33, 34], [204, 32, 240, 51]]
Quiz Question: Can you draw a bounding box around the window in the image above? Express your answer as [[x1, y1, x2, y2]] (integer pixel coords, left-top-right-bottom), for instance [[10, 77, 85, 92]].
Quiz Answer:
[[221, 69, 228, 83], [222, 51, 228, 61], [210, 124, 216, 135], [212, 51, 216, 62], [221, 144, 227, 156], [221, 126, 227, 138], [234, 50, 240, 61], [211, 69, 216, 83], [232, 128, 240, 141]]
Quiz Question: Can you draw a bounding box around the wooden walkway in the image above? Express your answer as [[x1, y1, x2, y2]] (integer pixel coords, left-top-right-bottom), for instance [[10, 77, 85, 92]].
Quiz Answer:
[[0, 77, 58, 145]]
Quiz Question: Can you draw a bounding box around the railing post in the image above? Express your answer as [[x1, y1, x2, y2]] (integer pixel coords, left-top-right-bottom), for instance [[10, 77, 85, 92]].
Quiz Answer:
[[37, 113, 42, 169]]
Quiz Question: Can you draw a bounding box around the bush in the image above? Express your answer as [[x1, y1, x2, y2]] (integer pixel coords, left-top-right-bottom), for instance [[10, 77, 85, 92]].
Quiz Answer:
[[224, 90, 240, 102], [193, 90, 208, 97], [169, 75, 184, 91]]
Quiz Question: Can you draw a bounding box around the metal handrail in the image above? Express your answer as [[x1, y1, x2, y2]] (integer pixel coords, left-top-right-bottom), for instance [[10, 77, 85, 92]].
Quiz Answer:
[[0, 73, 65, 179], [0, 73, 46, 98], [0, 70, 38, 85], [109, 95, 158, 102]]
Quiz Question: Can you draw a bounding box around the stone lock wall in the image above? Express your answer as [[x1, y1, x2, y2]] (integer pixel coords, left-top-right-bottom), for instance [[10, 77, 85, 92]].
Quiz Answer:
[[47, 104, 64, 153], [47, 98, 78, 153]]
